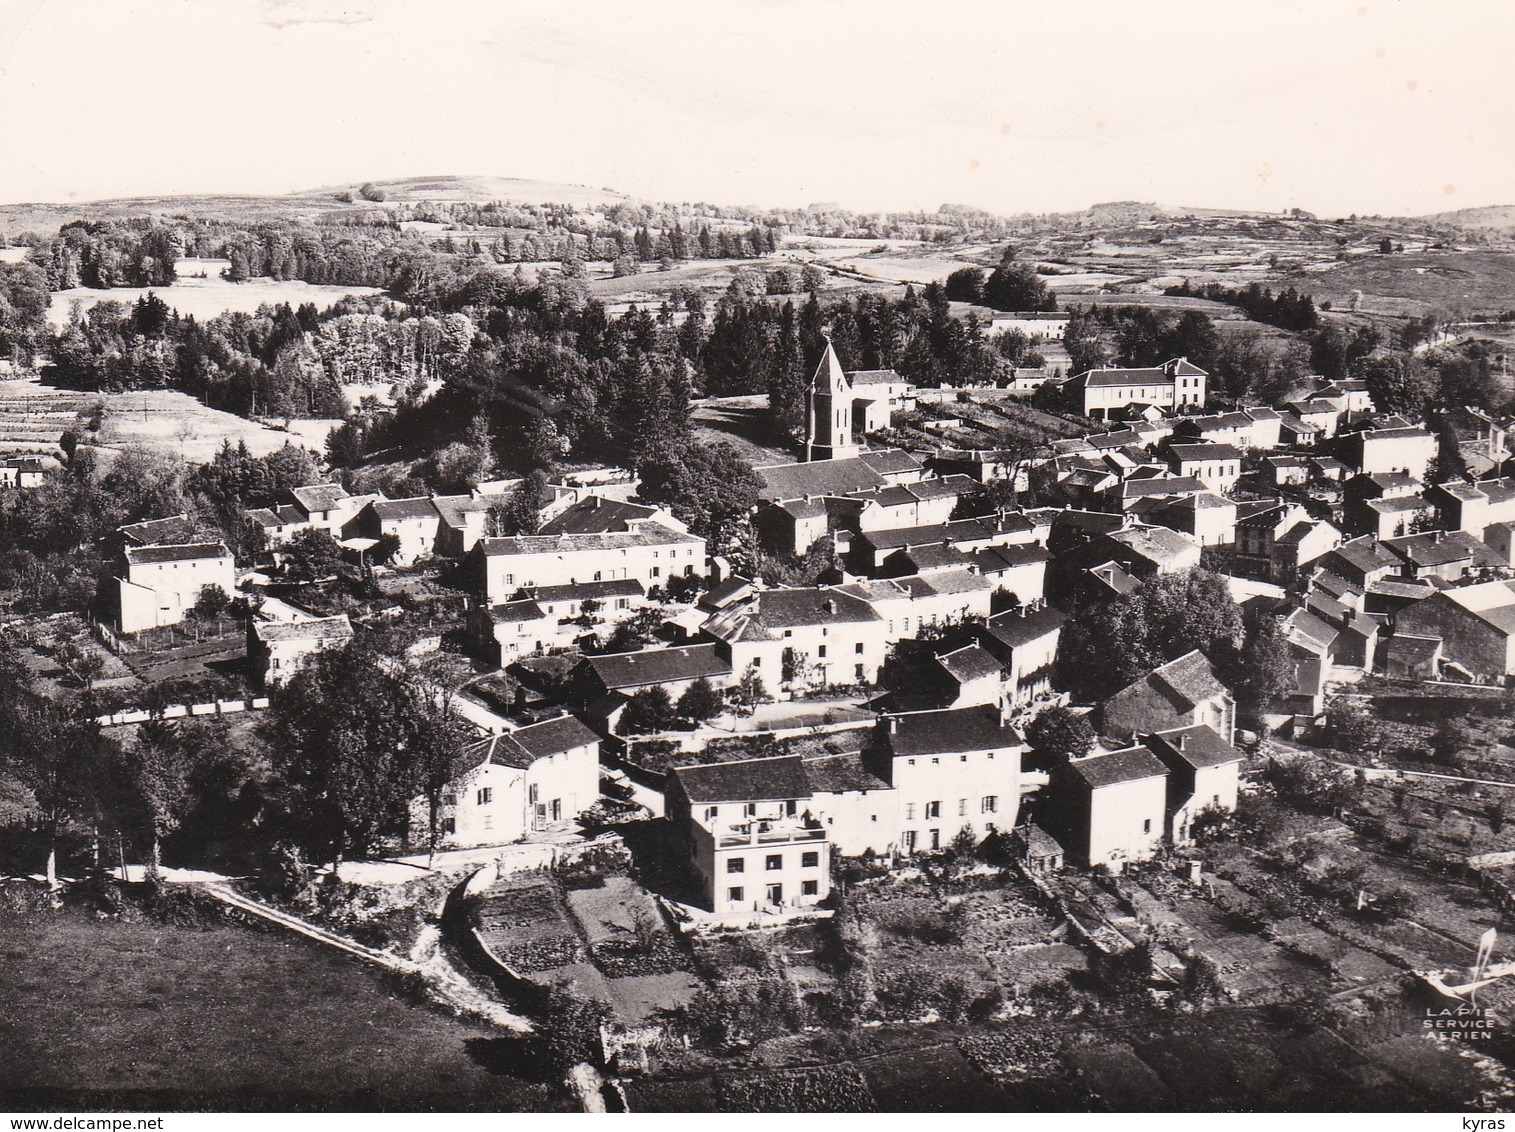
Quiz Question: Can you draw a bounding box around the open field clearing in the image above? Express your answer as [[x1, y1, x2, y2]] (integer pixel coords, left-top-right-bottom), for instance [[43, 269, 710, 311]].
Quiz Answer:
[[0, 376, 335, 463], [0, 905, 569, 1111], [46, 272, 386, 329]]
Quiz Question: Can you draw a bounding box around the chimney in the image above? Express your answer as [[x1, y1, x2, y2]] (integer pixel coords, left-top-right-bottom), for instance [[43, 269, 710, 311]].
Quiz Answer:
[[889, 716, 899, 734], [1177, 734, 1187, 750]]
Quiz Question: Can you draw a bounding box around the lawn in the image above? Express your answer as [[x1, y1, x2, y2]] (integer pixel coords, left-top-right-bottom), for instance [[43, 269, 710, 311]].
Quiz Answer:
[[0, 905, 570, 1111]]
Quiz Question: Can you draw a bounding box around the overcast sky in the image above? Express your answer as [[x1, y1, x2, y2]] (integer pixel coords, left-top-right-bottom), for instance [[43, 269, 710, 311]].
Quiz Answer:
[[1, 0, 1510, 217]]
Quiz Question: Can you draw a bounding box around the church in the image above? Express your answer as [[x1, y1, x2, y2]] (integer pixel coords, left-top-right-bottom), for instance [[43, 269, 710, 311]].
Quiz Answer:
[[806, 342, 915, 461]]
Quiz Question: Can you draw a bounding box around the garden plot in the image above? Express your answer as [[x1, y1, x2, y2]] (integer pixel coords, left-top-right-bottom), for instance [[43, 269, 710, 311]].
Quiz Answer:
[[472, 878, 584, 975], [716, 1063, 877, 1112], [562, 874, 701, 1022]]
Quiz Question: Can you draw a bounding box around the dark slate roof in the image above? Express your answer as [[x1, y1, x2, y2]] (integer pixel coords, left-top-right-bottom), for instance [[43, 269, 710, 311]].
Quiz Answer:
[[500, 714, 599, 763], [479, 524, 700, 555], [1168, 442, 1244, 463], [980, 605, 1068, 649], [291, 484, 349, 513], [858, 449, 924, 477], [755, 587, 883, 627], [581, 643, 731, 690], [1384, 531, 1502, 569], [488, 599, 546, 624], [1143, 725, 1243, 771], [252, 615, 353, 644], [1068, 745, 1169, 788], [124, 542, 231, 565], [1146, 650, 1227, 711], [119, 514, 199, 546], [531, 578, 645, 603], [372, 496, 441, 522], [672, 754, 812, 804], [540, 496, 663, 535], [935, 644, 1004, 684], [1120, 475, 1207, 501], [880, 705, 1025, 758], [970, 543, 1050, 573], [802, 751, 890, 793], [456, 714, 599, 774]]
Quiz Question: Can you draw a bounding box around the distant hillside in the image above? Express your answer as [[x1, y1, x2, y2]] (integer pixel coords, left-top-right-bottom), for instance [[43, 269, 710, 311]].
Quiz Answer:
[[0, 174, 634, 233], [1419, 205, 1515, 231]]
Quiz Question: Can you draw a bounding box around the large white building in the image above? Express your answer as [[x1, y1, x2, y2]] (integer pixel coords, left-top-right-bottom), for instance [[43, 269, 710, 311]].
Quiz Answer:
[[115, 543, 236, 634], [470, 523, 705, 605], [1062, 357, 1208, 420]]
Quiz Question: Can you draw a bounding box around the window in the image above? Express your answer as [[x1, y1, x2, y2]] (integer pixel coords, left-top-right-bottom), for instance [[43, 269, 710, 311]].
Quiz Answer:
[[766, 883, 783, 904], [650, 566, 660, 578], [442, 817, 455, 835], [960, 755, 967, 762], [705, 806, 719, 822], [902, 830, 917, 852], [907, 758, 915, 766], [1143, 818, 1152, 834], [855, 642, 864, 654], [728, 887, 744, 903], [929, 829, 940, 850], [766, 854, 783, 871], [855, 664, 865, 681], [528, 784, 539, 804], [801, 851, 819, 868], [981, 795, 998, 814], [745, 803, 757, 818], [506, 573, 514, 586], [476, 787, 492, 805], [727, 857, 744, 874], [442, 792, 456, 807], [1213, 794, 1221, 805], [783, 629, 793, 638], [958, 798, 968, 817], [817, 644, 827, 658], [905, 803, 916, 820], [925, 801, 941, 819], [802, 880, 818, 897], [593, 571, 602, 582]]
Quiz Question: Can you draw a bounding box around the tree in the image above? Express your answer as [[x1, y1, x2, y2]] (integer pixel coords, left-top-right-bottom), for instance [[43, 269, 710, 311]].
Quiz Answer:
[[122, 719, 195, 873], [730, 666, 769, 711], [490, 469, 549, 537], [1354, 353, 1438, 418], [982, 249, 1055, 312], [192, 583, 231, 621], [621, 685, 676, 734], [262, 641, 469, 865], [943, 266, 986, 303], [1025, 706, 1095, 762], [677, 677, 724, 723], [1059, 569, 1245, 701], [282, 527, 342, 582], [637, 439, 759, 552], [1235, 610, 1295, 720]]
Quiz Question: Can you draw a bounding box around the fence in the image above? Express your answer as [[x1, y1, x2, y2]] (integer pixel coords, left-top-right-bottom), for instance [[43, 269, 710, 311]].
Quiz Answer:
[[96, 696, 270, 727]]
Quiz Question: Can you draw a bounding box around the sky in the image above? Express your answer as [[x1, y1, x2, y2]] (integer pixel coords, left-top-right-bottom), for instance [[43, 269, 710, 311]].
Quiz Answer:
[[0, 0, 1511, 218]]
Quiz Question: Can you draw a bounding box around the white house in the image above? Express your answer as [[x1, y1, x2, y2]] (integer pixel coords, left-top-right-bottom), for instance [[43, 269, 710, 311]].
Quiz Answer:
[[248, 614, 354, 687], [471, 524, 706, 605], [414, 714, 601, 850], [115, 543, 236, 634]]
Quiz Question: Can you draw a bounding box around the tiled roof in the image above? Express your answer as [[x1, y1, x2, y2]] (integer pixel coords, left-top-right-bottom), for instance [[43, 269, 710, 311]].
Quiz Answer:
[[1145, 724, 1242, 770], [119, 514, 199, 546], [291, 484, 349, 513], [1146, 650, 1227, 711], [124, 542, 231, 565], [756, 457, 887, 502], [1168, 443, 1243, 462], [457, 714, 599, 774], [672, 754, 812, 804], [488, 599, 547, 623], [802, 751, 891, 793], [879, 704, 1025, 758], [980, 605, 1067, 650], [935, 644, 1004, 684], [846, 368, 908, 386], [1068, 745, 1168, 788], [540, 496, 664, 535], [479, 524, 700, 556], [372, 496, 441, 522], [531, 578, 645, 603], [252, 614, 353, 644], [581, 643, 731, 690]]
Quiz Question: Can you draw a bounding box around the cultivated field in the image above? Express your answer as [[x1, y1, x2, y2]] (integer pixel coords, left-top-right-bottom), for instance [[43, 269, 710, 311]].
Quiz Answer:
[[0, 375, 336, 464], [46, 268, 386, 329]]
